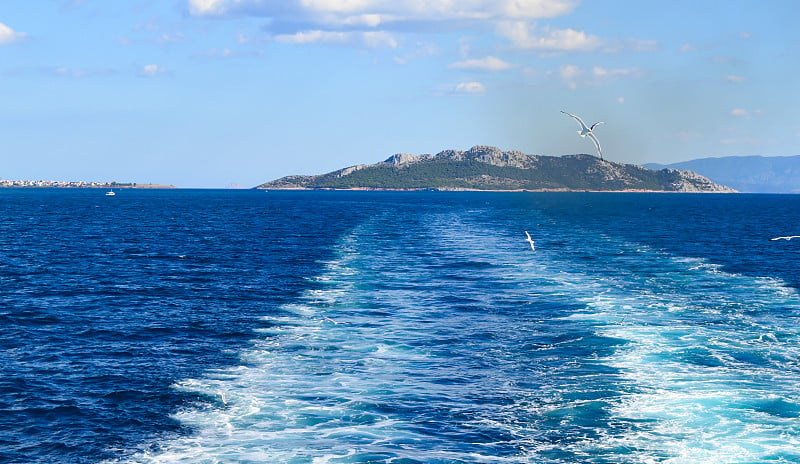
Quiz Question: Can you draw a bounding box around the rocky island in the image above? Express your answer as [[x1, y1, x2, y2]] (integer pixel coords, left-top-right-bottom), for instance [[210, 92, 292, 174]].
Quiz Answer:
[[257, 146, 736, 192]]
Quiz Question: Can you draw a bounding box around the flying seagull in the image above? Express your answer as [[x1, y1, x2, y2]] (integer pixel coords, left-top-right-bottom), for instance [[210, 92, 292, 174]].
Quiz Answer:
[[524, 230, 536, 252], [770, 235, 800, 241], [561, 111, 604, 160]]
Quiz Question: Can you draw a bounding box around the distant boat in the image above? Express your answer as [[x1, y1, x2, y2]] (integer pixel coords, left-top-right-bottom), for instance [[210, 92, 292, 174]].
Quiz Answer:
[[105, 189, 116, 196]]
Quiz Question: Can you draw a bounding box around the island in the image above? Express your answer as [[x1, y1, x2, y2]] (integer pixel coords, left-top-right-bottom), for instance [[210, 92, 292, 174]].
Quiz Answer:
[[256, 146, 736, 192]]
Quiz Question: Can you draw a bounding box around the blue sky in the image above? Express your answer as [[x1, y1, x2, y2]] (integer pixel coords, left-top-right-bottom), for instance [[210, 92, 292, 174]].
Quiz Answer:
[[1, 1, 798, 188]]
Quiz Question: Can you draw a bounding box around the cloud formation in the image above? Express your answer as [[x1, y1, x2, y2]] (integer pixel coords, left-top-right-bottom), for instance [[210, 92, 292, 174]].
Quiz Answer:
[[729, 108, 763, 118], [0, 22, 26, 45], [449, 56, 514, 72], [592, 66, 641, 79], [274, 30, 397, 48], [453, 81, 486, 94], [496, 22, 602, 51], [187, 0, 580, 23], [185, 0, 594, 57], [138, 64, 166, 77]]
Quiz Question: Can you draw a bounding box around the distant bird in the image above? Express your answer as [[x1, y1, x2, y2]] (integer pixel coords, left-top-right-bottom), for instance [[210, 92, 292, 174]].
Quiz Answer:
[[561, 111, 605, 160], [770, 235, 800, 241], [524, 230, 536, 252]]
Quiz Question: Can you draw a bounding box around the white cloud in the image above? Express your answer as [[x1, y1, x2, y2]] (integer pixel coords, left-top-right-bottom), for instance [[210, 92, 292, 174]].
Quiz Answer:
[[0, 22, 26, 45], [592, 66, 641, 78], [340, 14, 385, 27], [453, 81, 486, 94], [730, 108, 749, 118], [186, 0, 595, 57], [449, 56, 514, 72], [188, 0, 580, 21], [729, 108, 764, 118], [274, 30, 397, 48], [188, 0, 232, 16], [138, 64, 166, 77], [496, 22, 602, 51]]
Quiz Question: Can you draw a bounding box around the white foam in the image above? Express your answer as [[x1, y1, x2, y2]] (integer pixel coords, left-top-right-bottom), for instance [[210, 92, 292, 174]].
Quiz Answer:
[[109, 213, 800, 464]]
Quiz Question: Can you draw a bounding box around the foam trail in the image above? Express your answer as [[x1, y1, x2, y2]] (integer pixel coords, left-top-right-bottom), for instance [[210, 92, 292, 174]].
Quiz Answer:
[[107, 210, 800, 464], [554, 247, 800, 463], [111, 215, 555, 463]]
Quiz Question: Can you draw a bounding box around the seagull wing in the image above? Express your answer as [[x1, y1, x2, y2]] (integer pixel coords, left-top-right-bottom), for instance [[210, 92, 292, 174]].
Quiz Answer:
[[525, 230, 532, 241], [561, 111, 589, 131], [587, 132, 603, 158], [590, 121, 605, 131]]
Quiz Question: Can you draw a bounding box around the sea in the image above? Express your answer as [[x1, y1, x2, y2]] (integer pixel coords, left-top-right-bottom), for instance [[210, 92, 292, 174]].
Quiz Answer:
[[2, 189, 800, 464]]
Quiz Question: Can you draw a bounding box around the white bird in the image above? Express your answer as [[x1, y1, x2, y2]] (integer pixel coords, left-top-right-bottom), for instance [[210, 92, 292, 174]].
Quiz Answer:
[[770, 235, 800, 241], [524, 230, 536, 252], [561, 111, 605, 160]]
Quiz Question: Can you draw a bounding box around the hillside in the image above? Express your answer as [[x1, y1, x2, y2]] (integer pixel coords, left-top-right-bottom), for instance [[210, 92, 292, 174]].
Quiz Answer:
[[257, 146, 735, 192], [645, 155, 800, 193]]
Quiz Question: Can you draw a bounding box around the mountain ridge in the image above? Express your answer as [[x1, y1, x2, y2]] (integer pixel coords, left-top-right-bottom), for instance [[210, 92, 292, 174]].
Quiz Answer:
[[257, 146, 735, 192]]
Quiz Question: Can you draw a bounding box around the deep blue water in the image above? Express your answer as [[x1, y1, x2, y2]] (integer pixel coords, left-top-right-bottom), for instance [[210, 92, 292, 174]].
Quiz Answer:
[[2, 189, 800, 463]]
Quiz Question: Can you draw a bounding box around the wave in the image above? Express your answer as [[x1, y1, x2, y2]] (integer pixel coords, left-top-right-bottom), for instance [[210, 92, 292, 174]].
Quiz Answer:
[[109, 209, 800, 464]]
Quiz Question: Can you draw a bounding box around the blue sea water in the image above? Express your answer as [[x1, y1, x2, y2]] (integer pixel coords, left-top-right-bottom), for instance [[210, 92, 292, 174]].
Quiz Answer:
[[2, 189, 800, 463]]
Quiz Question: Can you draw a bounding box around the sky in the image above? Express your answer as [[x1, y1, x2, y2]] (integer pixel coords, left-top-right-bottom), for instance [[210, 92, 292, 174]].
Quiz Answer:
[[1, 1, 798, 188]]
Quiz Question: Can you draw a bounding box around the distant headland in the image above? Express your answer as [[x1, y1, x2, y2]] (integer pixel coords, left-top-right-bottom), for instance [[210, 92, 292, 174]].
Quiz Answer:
[[0, 180, 176, 189], [256, 146, 736, 193]]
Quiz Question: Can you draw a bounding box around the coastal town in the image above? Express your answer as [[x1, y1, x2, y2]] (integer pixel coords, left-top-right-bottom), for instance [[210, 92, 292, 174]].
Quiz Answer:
[[0, 179, 174, 188], [0, 179, 114, 188]]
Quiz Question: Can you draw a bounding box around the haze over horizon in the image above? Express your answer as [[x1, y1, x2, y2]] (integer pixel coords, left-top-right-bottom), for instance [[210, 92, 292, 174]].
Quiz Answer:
[[1, 1, 797, 188]]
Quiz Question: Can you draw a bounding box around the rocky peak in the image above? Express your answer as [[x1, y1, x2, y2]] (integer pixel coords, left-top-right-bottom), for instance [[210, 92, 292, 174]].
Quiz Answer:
[[435, 146, 537, 168], [384, 153, 419, 166]]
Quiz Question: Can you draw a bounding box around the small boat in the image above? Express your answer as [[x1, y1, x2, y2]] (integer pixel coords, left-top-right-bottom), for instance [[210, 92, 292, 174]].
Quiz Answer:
[[105, 189, 116, 196]]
